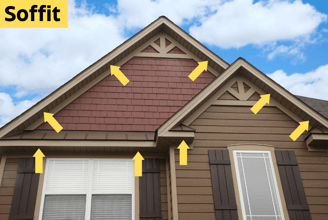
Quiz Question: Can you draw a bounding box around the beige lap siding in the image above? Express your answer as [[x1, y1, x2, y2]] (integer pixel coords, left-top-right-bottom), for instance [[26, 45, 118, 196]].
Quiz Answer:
[[174, 106, 328, 220], [0, 158, 19, 220]]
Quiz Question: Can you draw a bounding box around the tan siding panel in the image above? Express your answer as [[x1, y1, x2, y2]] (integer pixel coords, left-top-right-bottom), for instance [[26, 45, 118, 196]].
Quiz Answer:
[[198, 112, 293, 121], [0, 196, 12, 205], [0, 205, 10, 214], [175, 162, 210, 170], [0, 188, 14, 196], [178, 213, 215, 220], [309, 205, 328, 213], [4, 163, 18, 171], [0, 214, 9, 220], [301, 172, 328, 179], [3, 171, 16, 179], [206, 106, 282, 114], [178, 195, 214, 204], [303, 180, 328, 188], [305, 188, 328, 196], [176, 179, 212, 187], [193, 140, 306, 148], [312, 214, 328, 220], [175, 155, 209, 163], [176, 170, 211, 178], [195, 133, 303, 142], [191, 125, 293, 134], [177, 105, 328, 219], [307, 197, 328, 205], [192, 119, 298, 128], [0, 158, 18, 218], [187, 148, 324, 157], [178, 204, 214, 212], [177, 187, 212, 195]]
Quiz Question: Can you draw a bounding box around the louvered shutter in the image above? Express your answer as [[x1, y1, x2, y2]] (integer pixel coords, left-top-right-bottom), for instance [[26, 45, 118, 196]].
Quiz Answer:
[[9, 158, 40, 220], [275, 151, 312, 220], [209, 150, 238, 220], [139, 158, 162, 219]]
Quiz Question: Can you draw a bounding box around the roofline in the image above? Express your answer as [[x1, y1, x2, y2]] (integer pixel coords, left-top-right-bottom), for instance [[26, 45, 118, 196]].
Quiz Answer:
[[157, 57, 328, 135], [0, 140, 156, 147], [0, 16, 230, 138]]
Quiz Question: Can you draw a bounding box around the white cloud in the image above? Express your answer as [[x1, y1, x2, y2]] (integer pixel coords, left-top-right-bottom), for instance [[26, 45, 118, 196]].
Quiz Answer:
[[189, 0, 327, 50], [0, 93, 39, 127], [267, 44, 305, 61], [1, 0, 326, 95], [116, 0, 219, 29], [267, 64, 328, 100], [0, 0, 125, 93]]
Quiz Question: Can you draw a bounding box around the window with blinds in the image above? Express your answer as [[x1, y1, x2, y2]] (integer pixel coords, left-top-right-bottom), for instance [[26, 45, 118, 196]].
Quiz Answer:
[[39, 159, 134, 220]]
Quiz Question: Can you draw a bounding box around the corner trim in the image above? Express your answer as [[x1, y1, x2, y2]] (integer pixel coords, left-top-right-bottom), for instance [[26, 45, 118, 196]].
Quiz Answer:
[[0, 155, 6, 187], [169, 146, 178, 220]]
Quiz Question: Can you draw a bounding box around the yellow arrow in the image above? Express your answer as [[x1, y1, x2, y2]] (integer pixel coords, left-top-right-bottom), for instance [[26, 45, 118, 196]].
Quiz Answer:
[[290, 121, 309, 141], [44, 112, 63, 133], [177, 140, 190, 165], [132, 151, 145, 177], [110, 65, 130, 86], [188, 61, 208, 81], [250, 94, 270, 114], [33, 148, 45, 173]]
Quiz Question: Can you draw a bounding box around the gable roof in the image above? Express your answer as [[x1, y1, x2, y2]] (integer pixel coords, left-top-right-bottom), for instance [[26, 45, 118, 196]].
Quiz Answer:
[[2, 16, 328, 142], [0, 16, 229, 138], [157, 58, 328, 137]]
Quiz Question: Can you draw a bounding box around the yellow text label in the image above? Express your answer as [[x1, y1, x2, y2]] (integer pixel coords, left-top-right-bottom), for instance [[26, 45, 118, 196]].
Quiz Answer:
[[0, 0, 68, 28]]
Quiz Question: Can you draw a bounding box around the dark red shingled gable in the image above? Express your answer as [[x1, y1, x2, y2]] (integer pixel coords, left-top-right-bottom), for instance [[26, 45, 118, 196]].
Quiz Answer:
[[37, 57, 215, 131]]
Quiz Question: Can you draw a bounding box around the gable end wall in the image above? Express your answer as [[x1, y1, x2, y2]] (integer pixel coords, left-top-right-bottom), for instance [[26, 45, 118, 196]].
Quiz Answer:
[[174, 105, 328, 220], [36, 57, 215, 132]]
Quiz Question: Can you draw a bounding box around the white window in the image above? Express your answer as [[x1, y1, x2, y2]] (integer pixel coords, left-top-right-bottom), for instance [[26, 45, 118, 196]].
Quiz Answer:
[[39, 159, 134, 220], [233, 151, 285, 220]]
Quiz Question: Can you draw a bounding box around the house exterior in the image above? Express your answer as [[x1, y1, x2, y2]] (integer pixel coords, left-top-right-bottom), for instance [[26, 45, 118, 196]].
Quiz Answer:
[[0, 16, 327, 220]]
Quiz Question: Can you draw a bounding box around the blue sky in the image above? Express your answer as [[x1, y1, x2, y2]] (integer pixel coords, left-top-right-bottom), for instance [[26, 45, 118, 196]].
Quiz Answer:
[[0, 0, 328, 127]]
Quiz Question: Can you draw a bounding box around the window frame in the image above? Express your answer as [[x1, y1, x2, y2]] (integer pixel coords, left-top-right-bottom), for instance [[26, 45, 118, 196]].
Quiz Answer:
[[38, 158, 135, 220], [233, 150, 285, 220]]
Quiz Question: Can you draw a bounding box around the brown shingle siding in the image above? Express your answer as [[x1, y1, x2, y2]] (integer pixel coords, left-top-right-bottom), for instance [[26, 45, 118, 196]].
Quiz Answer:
[[36, 57, 215, 132]]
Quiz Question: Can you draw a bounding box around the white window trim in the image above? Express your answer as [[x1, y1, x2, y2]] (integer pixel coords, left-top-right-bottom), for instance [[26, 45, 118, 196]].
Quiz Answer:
[[233, 150, 285, 220], [38, 158, 135, 220]]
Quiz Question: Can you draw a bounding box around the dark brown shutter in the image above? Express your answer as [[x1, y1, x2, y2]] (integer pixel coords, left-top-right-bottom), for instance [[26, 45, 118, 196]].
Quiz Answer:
[[209, 150, 238, 220], [9, 158, 40, 220], [275, 150, 312, 220], [139, 158, 162, 220]]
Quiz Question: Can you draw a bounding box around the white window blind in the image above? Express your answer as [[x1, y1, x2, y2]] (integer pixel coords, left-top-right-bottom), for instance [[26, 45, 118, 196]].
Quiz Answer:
[[234, 151, 285, 220], [92, 160, 134, 194], [45, 159, 89, 194], [42, 195, 86, 220], [40, 159, 134, 220], [91, 195, 132, 220]]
